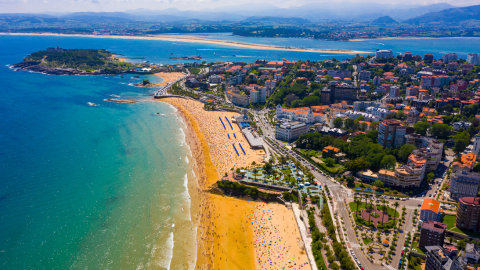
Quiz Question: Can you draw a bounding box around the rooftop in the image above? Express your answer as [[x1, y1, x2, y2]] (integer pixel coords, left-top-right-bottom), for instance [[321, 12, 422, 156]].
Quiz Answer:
[[421, 198, 441, 213]]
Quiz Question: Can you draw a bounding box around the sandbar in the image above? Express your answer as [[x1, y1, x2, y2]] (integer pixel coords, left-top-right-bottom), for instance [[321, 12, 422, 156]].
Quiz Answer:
[[0, 32, 367, 54], [349, 36, 480, 42]]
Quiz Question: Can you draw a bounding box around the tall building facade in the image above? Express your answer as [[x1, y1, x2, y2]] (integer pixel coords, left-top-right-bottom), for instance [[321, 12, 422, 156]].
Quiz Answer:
[[378, 119, 406, 148], [419, 221, 447, 248], [456, 197, 480, 232]]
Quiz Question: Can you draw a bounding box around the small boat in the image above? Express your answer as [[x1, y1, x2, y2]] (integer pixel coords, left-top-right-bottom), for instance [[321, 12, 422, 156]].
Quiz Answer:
[[232, 55, 236, 57], [87, 102, 97, 107]]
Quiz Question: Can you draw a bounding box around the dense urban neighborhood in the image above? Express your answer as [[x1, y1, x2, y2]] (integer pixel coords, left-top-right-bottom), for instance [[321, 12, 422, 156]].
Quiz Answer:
[[155, 49, 480, 270]]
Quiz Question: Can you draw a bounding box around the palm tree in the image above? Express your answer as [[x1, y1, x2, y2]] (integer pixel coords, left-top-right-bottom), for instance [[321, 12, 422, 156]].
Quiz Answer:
[[253, 168, 258, 181], [364, 194, 369, 211], [369, 197, 375, 225], [381, 199, 387, 227], [354, 197, 361, 218], [393, 202, 400, 225]]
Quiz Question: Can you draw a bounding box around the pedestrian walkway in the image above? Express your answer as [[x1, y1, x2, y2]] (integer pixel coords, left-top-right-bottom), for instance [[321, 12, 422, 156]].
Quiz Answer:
[[292, 204, 317, 270]]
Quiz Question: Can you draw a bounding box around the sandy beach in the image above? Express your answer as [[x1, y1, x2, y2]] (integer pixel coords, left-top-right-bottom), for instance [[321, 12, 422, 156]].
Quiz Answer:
[[160, 97, 309, 270], [153, 72, 185, 86], [0, 32, 367, 54], [349, 36, 480, 42]]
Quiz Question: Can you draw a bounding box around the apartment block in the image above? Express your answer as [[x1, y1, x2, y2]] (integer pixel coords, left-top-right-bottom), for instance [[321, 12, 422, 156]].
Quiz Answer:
[[275, 121, 309, 142], [419, 221, 447, 248], [378, 119, 406, 148], [456, 197, 480, 232], [420, 198, 442, 222], [425, 246, 463, 270]]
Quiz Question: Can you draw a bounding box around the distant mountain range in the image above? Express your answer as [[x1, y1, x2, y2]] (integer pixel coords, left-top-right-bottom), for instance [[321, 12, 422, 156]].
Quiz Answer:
[[406, 4, 480, 24], [243, 16, 311, 24], [1, 2, 476, 24], [372, 16, 398, 24]]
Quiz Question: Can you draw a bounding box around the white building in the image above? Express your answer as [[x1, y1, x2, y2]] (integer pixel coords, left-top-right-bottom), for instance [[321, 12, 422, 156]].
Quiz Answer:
[[275, 104, 325, 124], [366, 106, 391, 120], [442, 53, 458, 64], [389, 85, 400, 98], [344, 110, 378, 122], [473, 134, 480, 156], [208, 75, 222, 84], [275, 121, 309, 142], [376, 50, 393, 58], [467, 53, 480, 66]]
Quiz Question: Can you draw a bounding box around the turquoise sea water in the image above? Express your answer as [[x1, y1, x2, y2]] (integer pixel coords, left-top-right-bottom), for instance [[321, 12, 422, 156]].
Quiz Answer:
[[0, 34, 479, 269]]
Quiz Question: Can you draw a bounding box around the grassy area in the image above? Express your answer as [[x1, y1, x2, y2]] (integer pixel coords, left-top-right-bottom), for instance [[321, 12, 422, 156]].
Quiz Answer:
[[281, 169, 292, 175], [318, 162, 344, 174], [363, 238, 373, 245], [349, 202, 400, 218], [411, 241, 425, 255], [299, 148, 322, 157], [442, 214, 456, 230]]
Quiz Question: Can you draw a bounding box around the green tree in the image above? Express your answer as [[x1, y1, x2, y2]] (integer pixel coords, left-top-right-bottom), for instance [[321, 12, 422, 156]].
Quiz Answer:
[[345, 157, 369, 172], [346, 176, 355, 187], [325, 158, 335, 167], [393, 201, 400, 224], [414, 121, 430, 136], [344, 118, 355, 130], [380, 155, 397, 170], [453, 131, 470, 154], [333, 118, 344, 129], [354, 197, 361, 218], [431, 123, 453, 140], [361, 122, 368, 131], [373, 180, 384, 190], [398, 144, 417, 162]]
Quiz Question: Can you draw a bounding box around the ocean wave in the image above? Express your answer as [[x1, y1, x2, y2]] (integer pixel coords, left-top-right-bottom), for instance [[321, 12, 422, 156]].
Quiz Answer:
[[183, 173, 191, 221], [197, 49, 217, 50]]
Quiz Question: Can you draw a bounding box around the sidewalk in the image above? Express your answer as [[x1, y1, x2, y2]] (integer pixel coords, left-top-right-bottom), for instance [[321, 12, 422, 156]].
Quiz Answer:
[[292, 203, 318, 270]]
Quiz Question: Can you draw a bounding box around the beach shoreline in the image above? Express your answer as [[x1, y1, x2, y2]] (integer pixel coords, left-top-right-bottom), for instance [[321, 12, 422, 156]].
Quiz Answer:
[[0, 32, 366, 54], [349, 36, 480, 42], [158, 97, 310, 270]]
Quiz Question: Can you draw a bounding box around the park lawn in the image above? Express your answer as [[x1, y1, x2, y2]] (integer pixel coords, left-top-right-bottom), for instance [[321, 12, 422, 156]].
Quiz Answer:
[[363, 238, 373, 245], [318, 162, 344, 174], [300, 149, 322, 157], [411, 241, 425, 255], [281, 169, 292, 175], [442, 214, 456, 230], [349, 201, 400, 218]]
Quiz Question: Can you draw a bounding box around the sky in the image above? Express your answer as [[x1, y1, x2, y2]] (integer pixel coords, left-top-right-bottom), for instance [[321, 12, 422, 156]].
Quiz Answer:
[[0, 0, 476, 14]]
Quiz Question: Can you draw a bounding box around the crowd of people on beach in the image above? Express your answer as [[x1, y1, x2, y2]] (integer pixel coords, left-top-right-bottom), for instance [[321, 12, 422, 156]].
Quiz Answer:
[[173, 98, 263, 175], [252, 203, 310, 270]]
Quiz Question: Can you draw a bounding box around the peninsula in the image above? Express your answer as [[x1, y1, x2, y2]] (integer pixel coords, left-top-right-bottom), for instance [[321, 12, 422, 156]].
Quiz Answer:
[[10, 47, 140, 75]]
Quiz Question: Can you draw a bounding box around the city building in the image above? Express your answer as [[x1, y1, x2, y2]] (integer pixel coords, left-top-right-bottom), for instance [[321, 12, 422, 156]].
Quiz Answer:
[[208, 74, 222, 84], [332, 84, 358, 104], [376, 49, 393, 58], [473, 134, 480, 156], [226, 88, 249, 107], [405, 135, 444, 173], [275, 105, 325, 124], [456, 197, 480, 232], [358, 70, 371, 81], [467, 53, 480, 66], [402, 52, 413, 62], [449, 159, 480, 200], [464, 244, 480, 264], [275, 121, 309, 142], [419, 221, 447, 248], [389, 85, 400, 98], [420, 198, 442, 222], [425, 246, 463, 270], [378, 119, 406, 148], [442, 53, 458, 64]]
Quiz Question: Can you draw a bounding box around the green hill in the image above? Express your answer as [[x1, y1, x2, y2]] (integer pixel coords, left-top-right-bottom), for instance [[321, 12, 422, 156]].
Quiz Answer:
[[372, 16, 398, 24], [406, 4, 480, 24]]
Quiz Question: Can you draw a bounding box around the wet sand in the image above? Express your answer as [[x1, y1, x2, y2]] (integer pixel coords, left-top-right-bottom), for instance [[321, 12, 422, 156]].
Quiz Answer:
[[0, 33, 367, 54]]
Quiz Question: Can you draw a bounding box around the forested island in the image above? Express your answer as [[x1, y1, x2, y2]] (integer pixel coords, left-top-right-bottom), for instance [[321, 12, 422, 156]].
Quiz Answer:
[[10, 47, 139, 75]]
